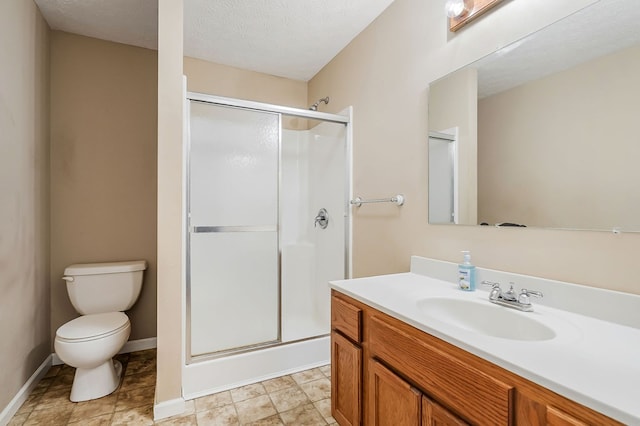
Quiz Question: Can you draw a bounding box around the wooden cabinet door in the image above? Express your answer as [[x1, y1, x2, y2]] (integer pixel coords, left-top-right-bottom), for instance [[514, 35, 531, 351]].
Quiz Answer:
[[332, 331, 361, 426], [546, 406, 588, 426], [422, 395, 469, 426], [516, 391, 611, 425], [369, 315, 512, 425], [368, 359, 421, 426]]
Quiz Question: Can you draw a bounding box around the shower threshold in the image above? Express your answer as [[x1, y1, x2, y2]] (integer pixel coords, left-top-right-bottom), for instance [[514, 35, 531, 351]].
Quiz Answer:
[[188, 333, 328, 363], [183, 335, 330, 399]]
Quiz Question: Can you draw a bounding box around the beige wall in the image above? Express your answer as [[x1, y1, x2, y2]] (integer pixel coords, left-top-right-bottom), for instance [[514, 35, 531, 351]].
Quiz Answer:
[[184, 57, 308, 130], [0, 0, 50, 411], [156, 0, 184, 407], [309, 0, 640, 295], [50, 32, 158, 341], [429, 67, 477, 225], [478, 44, 640, 230], [184, 57, 307, 108]]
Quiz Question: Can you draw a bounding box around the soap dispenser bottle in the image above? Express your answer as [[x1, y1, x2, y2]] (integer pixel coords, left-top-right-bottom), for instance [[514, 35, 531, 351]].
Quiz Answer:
[[458, 251, 476, 291]]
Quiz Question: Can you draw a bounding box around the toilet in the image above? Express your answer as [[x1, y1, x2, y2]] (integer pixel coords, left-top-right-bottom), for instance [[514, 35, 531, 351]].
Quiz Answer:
[[54, 260, 147, 402]]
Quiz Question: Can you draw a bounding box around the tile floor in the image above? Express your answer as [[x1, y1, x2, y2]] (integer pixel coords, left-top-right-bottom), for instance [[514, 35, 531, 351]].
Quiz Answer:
[[8, 349, 336, 425]]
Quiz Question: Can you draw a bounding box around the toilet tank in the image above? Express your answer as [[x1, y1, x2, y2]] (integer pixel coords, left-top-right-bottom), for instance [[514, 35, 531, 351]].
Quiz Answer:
[[63, 260, 147, 315]]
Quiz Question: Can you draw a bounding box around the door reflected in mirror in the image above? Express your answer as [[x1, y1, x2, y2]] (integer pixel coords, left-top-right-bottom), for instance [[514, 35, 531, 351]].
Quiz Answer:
[[428, 130, 457, 224]]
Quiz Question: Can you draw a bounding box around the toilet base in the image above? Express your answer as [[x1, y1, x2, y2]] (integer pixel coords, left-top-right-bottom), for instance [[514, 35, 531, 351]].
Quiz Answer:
[[70, 359, 123, 402]]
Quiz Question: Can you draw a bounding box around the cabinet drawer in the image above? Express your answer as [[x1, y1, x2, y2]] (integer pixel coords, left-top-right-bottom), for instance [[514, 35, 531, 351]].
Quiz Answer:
[[369, 315, 513, 425], [332, 295, 362, 342]]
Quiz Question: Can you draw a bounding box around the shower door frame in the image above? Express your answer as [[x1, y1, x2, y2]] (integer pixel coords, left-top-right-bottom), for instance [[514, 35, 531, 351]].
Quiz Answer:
[[184, 92, 353, 365]]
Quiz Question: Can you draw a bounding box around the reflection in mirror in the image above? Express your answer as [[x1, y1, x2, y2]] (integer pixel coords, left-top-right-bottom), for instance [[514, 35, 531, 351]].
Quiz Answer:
[[428, 130, 457, 224], [429, 68, 477, 225], [428, 0, 640, 232]]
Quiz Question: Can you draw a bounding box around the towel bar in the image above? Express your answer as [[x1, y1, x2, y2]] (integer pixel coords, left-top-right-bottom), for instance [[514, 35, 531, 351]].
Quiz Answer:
[[350, 194, 405, 207]]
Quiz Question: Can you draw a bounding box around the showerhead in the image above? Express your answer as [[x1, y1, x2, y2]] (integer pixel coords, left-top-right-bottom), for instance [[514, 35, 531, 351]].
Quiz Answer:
[[309, 96, 330, 111]]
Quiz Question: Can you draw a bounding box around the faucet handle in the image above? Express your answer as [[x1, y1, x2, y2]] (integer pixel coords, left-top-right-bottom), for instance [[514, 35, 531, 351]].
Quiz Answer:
[[481, 280, 501, 288], [481, 281, 502, 301], [518, 288, 543, 305]]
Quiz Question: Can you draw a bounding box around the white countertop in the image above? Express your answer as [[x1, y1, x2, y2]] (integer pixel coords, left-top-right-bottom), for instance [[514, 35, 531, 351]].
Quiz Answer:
[[330, 271, 640, 424]]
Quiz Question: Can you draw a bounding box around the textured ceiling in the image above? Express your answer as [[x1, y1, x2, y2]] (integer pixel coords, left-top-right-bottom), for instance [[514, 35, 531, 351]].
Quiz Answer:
[[34, 0, 159, 50], [34, 0, 395, 82], [473, 0, 640, 98]]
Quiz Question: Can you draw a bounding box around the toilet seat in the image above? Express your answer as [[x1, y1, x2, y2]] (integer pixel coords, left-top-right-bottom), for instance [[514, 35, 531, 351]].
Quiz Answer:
[[56, 312, 129, 343]]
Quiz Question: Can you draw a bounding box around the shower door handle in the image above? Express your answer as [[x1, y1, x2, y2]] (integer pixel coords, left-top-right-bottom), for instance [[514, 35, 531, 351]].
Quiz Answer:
[[314, 208, 329, 229]]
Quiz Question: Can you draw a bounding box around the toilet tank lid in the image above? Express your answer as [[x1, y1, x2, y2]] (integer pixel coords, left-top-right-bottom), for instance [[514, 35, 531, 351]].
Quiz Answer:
[[64, 260, 147, 276]]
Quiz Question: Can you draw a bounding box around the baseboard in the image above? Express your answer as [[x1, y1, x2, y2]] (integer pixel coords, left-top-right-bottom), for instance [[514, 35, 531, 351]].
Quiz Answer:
[[120, 337, 157, 355], [2, 337, 159, 424], [51, 337, 157, 366], [0, 355, 52, 426], [153, 397, 186, 421]]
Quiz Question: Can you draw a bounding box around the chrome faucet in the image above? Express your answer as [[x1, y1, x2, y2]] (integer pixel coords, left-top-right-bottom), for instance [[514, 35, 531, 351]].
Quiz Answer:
[[481, 281, 543, 312]]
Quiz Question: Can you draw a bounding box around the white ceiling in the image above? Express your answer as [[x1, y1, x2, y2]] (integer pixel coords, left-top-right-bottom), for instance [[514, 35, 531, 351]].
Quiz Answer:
[[33, 0, 395, 82]]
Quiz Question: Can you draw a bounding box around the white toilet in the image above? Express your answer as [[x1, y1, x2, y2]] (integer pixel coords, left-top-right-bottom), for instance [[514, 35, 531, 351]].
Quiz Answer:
[[54, 260, 147, 402]]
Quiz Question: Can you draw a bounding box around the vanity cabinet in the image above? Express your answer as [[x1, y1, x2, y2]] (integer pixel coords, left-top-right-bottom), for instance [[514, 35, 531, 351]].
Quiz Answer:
[[331, 290, 621, 426], [368, 358, 468, 426], [545, 407, 589, 426], [368, 359, 421, 425], [331, 295, 363, 426], [332, 331, 361, 426], [422, 395, 469, 426], [368, 313, 511, 424], [515, 392, 591, 426]]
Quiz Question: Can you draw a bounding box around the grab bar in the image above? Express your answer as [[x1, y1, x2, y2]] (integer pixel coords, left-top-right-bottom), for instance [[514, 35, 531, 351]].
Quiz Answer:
[[350, 194, 405, 207]]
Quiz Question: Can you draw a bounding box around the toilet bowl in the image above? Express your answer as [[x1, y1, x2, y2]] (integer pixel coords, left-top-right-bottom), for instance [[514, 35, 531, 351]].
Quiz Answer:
[[55, 312, 131, 402], [54, 260, 146, 402]]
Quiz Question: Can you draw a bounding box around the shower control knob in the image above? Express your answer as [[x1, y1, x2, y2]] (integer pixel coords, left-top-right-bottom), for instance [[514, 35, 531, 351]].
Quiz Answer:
[[314, 208, 329, 229]]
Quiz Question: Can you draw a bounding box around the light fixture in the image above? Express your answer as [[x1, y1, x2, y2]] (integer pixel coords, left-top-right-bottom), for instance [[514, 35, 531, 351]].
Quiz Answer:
[[447, 0, 503, 32], [445, 0, 474, 18]]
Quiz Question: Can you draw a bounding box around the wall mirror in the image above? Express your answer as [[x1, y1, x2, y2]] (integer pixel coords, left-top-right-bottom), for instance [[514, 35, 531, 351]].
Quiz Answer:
[[428, 0, 640, 232]]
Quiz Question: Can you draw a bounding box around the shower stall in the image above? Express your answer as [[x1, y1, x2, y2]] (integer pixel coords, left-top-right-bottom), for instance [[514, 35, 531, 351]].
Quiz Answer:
[[183, 93, 351, 398]]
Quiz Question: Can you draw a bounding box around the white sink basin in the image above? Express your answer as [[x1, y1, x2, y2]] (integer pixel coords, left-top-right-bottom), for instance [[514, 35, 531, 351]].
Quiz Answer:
[[416, 297, 556, 341]]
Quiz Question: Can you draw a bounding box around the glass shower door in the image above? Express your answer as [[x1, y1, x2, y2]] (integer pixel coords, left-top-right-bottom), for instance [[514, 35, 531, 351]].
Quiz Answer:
[[188, 101, 280, 358]]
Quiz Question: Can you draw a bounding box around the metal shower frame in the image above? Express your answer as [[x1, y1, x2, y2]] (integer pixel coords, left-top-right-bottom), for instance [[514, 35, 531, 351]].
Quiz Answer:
[[184, 92, 353, 364]]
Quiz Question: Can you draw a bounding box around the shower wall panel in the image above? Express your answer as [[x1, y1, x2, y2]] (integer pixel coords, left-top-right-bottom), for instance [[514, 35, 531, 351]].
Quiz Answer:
[[307, 121, 347, 331], [280, 122, 346, 342]]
